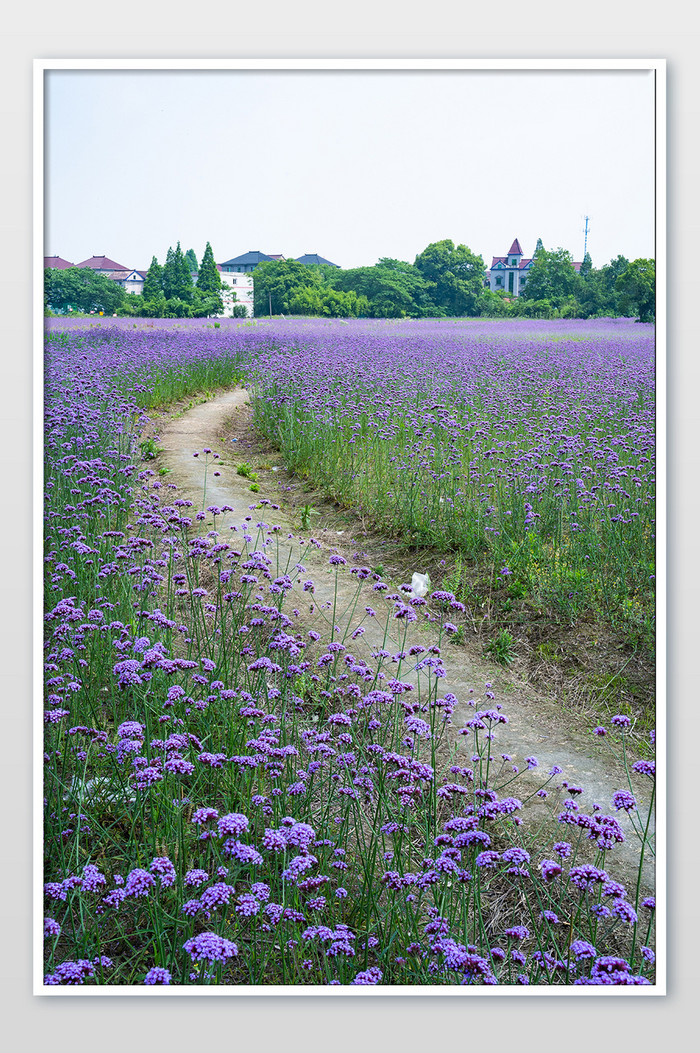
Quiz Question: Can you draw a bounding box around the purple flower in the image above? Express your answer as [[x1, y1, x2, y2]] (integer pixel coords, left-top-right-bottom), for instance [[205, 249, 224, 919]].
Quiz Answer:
[[81, 864, 107, 892], [539, 859, 562, 881], [191, 806, 219, 825], [592, 955, 631, 976], [184, 869, 209, 888], [183, 931, 238, 963], [143, 966, 172, 985], [501, 847, 530, 866], [200, 883, 235, 910], [217, 812, 249, 838], [569, 865, 608, 891], [285, 822, 316, 849], [44, 917, 61, 938], [633, 760, 656, 778], [611, 899, 638, 924], [540, 910, 559, 924], [149, 856, 177, 887], [475, 851, 500, 869], [262, 827, 287, 852], [570, 939, 597, 960], [181, 899, 202, 917], [50, 959, 95, 985], [236, 893, 261, 916], [124, 868, 156, 898], [351, 966, 382, 985], [612, 790, 637, 812]]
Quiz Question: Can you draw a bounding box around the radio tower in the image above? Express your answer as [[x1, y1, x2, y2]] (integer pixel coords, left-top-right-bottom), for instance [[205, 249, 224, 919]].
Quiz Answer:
[[583, 215, 590, 259]]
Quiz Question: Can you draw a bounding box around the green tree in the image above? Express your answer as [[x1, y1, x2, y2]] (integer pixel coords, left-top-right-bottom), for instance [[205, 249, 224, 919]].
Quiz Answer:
[[520, 247, 579, 305], [44, 267, 126, 314], [142, 256, 164, 301], [196, 242, 223, 313], [579, 251, 593, 279], [615, 258, 655, 322], [162, 246, 176, 299], [163, 242, 194, 302], [330, 259, 429, 317], [185, 248, 199, 274], [253, 259, 320, 315], [413, 240, 485, 315]]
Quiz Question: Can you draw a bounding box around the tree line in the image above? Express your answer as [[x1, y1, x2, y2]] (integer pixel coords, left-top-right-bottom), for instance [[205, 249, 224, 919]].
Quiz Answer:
[[44, 242, 232, 319], [44, 239, 655, 322], [252, 242, 654, 323]]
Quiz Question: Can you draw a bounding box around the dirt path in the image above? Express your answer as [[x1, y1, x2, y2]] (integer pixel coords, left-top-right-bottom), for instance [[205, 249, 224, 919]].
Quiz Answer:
[[154, 386, 655, 895]]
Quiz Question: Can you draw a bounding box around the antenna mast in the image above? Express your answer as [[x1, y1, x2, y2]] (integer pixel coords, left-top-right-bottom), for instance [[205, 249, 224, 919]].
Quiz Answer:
[[583, 215, 590, 259]]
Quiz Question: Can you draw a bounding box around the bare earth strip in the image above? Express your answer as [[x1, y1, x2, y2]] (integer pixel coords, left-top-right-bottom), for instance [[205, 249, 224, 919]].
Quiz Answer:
[[155, 385, 654, 895]]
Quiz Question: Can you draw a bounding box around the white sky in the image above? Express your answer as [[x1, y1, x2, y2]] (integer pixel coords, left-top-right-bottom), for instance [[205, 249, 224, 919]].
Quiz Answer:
[[44, 67, 656, 272]]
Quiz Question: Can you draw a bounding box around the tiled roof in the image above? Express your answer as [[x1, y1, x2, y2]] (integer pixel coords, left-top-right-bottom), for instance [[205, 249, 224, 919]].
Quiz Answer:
[[296, 254, 339, 267], [76, 255, 129, 271], [219, 251, 274, 267], [44, 256, 74, 269], [508, 238, 523, 255], [490, 256, 533, 270]]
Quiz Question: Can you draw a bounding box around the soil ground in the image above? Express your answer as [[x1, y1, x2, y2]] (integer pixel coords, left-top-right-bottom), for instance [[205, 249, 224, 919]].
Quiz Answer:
[[148, 386, 655, 897]]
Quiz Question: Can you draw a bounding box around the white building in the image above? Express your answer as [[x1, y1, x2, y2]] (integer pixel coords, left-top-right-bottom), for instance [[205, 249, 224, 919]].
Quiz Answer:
[[218, 269, 254, 317]]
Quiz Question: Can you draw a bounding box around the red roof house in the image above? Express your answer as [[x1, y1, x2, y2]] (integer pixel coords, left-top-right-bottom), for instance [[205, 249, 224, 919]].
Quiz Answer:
[[76, 255, 129, 272], [44, 256, 74, 269]]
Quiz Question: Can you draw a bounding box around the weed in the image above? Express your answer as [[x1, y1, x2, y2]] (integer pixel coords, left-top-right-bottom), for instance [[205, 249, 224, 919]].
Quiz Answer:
[[139, 437, 161, 460], [485, 629, 516, 665], [299, 503, 319, 530]]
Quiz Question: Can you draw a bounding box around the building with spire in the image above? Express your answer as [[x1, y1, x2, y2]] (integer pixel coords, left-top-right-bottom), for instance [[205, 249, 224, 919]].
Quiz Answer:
[[487, 238, 534, 297], [487, 237, 582, 297]]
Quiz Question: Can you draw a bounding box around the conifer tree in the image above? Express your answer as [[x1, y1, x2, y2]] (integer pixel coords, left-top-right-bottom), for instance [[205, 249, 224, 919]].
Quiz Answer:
[[196, 242, 224, 314], [174, 242, 194, 302], [163, 243, 194, 302], [142, 256, 164, 301], [185, 248, 198, 274], [162, 246, 177, 299], [196, 243, 222, 294]]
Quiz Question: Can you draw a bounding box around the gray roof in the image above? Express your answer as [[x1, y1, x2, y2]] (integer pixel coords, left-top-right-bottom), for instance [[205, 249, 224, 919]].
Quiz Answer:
[[296, 254, 339, 267], [219, 251, 275, 267]]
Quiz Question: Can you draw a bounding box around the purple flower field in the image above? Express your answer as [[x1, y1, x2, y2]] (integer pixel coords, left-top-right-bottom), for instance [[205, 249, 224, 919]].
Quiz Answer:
[[42, 317, 656, 987]]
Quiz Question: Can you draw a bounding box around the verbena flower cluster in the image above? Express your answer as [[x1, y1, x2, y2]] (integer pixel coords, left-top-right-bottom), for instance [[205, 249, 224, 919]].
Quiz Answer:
[[42, 317, 656, 987]]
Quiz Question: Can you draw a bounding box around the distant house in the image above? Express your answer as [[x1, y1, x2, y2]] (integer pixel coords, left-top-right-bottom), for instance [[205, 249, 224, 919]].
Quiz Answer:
[[114, 269, 147, 295], [487, 238, 582, 297], [487, 239, 534, 297], [219, 251, 275, 273], [216, 265, 254, 318], [76, 255, 130, 275], [296, 253, 339, 268], [44, 255, 74, 269]]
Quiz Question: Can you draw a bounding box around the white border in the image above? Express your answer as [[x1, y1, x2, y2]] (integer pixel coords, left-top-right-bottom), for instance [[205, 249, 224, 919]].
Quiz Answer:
[[34, 56, 666, 998]]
